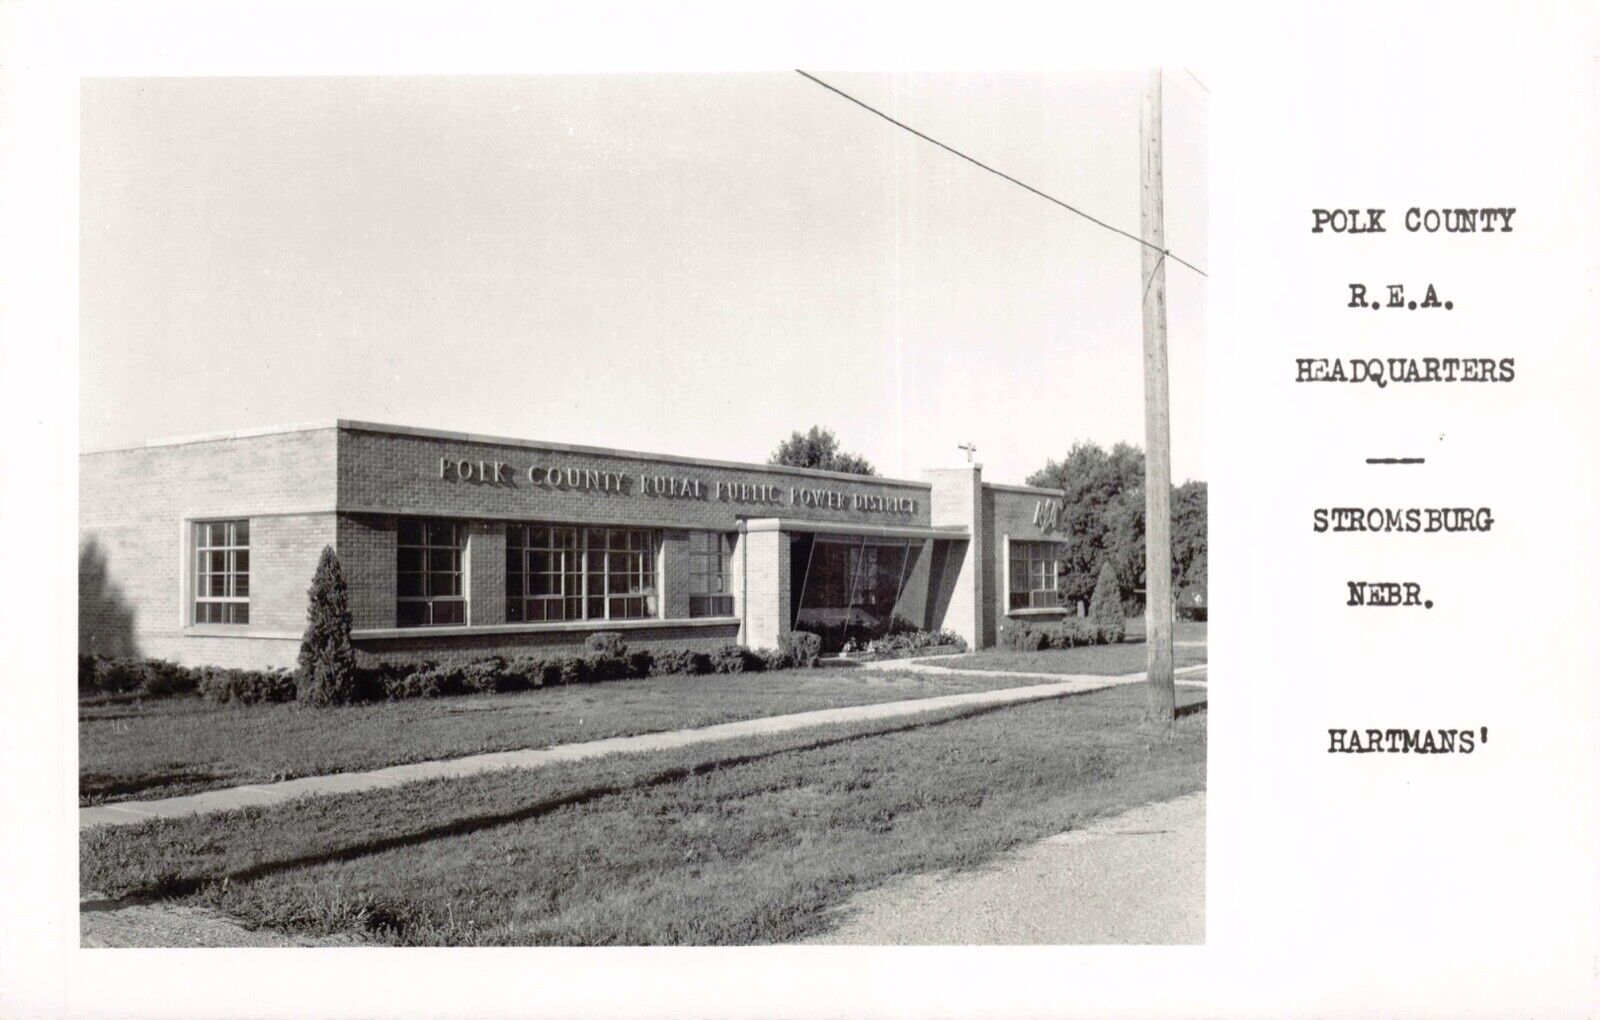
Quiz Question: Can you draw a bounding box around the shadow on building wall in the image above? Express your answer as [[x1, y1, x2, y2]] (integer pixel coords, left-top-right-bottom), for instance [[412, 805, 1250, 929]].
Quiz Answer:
[[79, 538, 139, 658]]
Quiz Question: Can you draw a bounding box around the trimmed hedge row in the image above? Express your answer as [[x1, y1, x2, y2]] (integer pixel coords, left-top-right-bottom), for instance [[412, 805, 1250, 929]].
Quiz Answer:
[[999, 618, 1126, 651], [862, 628, 967, 656], [77, 630, 827, 707]]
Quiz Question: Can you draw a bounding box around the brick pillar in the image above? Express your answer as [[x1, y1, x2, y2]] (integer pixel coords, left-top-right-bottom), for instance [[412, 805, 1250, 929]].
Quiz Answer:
[[741, 523, 790, 650], [925, 466, 985, 649], [465, 520, 506, 626], [659, 530, 691, 620]]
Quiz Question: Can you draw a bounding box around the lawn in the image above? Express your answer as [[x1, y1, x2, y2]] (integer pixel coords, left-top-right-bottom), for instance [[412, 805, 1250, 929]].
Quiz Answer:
[[81, 666, 1076, 806], [81, 683, 1206, 946], [939, 636, 1208, 676]]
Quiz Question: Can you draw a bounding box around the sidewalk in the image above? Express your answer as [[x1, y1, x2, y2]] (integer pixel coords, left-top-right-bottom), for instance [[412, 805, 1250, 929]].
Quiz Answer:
[[80, 661, 1207, 830], [806, 790, 1205, 945]]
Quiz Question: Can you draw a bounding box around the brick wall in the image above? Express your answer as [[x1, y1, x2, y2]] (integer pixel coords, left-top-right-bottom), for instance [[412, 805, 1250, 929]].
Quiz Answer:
[[79, 427, 337, 668], [985, 485, 1073, 643]]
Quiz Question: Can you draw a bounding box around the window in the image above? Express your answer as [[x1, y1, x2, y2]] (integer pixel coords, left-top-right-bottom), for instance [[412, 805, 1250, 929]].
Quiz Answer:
[[1009, 541, 1064, 610], [397, 519, 465, 626], [194, 519, 249, 624], [506, 524, 657, 622], [687, 531, 735, 617], [506, 525, 582, 622]]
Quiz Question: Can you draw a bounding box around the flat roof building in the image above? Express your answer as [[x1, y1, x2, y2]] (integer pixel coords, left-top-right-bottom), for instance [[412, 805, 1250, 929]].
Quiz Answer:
[[79, 421, 1073, 667]]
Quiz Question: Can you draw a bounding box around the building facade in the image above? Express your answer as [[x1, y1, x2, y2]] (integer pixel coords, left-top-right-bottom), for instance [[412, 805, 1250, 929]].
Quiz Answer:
[[79, 421, 1073, 668]]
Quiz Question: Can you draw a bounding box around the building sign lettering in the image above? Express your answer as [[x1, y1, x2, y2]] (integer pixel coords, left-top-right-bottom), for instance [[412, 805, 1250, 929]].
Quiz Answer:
[[438, 457, 917, 514], [1033, 498, 1064, 532]]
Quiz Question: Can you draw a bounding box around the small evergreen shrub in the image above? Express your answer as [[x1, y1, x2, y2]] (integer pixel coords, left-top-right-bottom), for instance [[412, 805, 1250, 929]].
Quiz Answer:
[[138, 658, 199, 697], [583, 631, 628, 658], [95, 657, 146, 694], [582, 653, 631, 683], [709, 644, 755, 674], [626, 649, 654, 678], [779, 630, 823, 668], [756, 647, 789, 671], [649, 648, 708, 676], [556, 655, 590, 685], [1001, 624, 1047, 651], [1089, 562, 1125, 628], [506, 656, 553, 689], [296, 547, 359, 706], [198, 666, 297, 705], [462, 657, 517, 694]]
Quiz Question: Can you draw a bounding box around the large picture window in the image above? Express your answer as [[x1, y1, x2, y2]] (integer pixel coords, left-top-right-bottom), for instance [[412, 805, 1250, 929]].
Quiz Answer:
[[397, 519, 465, 626], [194, 519, 249, 624], [1009, 541, 1065, 610], [687, 531, 735, 618], [507, 524, 657, 622]]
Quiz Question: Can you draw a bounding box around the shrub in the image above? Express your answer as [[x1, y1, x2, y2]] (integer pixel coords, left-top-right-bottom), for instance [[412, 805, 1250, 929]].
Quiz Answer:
[[505, 656, 553, 689], [778, 630, 822, 668], [709, 644, 756, 674], [930, 629, 968, 652], [1089, 562, 1125, 627], [1001, 624, 1046, 651], [582, 653, 632, 683], [382, 664, 468, 701], [296, 547, 359, 706], [756, 647, 789, 671], [556, 655, 590, 686], [198, 666, 297, 705], [78, 653, 100, 691], [462, 656, 519, 694], [138, 658, 199, 697], [626, 649, 654, 678], [649, 648, 708, 676], [583, 631, 628, 658], [98, 658, 147, 694]]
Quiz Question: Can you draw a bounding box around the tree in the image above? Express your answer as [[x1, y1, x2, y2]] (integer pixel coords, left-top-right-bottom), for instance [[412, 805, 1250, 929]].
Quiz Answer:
[[296, 546, 358, 706], [1028, 441, 1207, 608], [1089, 561, 1125, 625], [769, 426, 877, 476]]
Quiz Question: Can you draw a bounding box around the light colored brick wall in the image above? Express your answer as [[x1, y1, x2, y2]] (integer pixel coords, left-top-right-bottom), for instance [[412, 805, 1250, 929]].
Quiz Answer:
[[925, 466, 984, 648], [79, 428, 337, 668], [740, 528, 790, 650]]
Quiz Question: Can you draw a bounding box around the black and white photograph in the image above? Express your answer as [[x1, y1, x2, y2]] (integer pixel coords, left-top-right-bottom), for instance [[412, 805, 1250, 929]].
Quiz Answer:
[[74, 71, 1207, 947], [6, 4, 1600, 1018]]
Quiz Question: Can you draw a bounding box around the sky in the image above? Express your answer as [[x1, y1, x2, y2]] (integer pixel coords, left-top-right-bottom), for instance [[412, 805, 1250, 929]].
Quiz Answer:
[[80, 72, 1206, 485]]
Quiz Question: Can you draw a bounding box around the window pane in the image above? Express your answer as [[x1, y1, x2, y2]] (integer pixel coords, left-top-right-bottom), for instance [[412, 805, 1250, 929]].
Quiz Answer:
[[397, 572, 423, 597], [398, 519, 423, 545], [433, 600, 464, 625], [427, 522, 456, 547], [233, 574, 249, 597], [396, 601, 428, 626]]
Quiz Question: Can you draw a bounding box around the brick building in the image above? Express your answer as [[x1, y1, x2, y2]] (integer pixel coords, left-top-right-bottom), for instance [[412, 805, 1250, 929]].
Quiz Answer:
[[79, 421, 1072, 668]]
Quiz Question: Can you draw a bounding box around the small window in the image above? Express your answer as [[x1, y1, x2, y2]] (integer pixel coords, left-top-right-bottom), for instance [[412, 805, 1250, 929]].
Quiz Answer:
[[1008, 541, 1065, 610], [194, 519, 249, 624], [397, 519, 465, 626], [688, 531, 735, 618]]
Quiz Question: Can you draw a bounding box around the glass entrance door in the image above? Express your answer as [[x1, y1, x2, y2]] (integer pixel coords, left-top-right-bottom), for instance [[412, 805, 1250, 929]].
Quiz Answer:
[[793, 535, 925, 651]]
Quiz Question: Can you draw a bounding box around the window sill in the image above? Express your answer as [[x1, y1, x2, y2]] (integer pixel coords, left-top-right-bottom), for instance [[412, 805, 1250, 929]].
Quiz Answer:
[[351, 617, 741, 639], [1005, 607, 1073, 618], [182, 626, 301, 640]]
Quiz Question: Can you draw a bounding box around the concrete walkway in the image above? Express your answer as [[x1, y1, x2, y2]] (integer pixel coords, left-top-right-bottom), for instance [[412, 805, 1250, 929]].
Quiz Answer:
[[80, 661, 1207, 831], [807, 791, 1205, 945]]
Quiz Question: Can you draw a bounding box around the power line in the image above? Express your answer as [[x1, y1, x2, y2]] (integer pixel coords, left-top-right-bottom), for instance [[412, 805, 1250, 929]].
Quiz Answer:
[[794, 69, 1207, 278], [1183, 67, 1210, 93]]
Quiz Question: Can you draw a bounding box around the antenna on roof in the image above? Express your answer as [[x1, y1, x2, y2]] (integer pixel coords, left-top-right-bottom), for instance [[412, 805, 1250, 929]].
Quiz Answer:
[[957, 443, 977, 464]]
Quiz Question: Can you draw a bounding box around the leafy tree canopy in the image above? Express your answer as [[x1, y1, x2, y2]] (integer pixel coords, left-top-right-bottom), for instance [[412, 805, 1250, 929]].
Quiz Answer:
[[1026, 441, 1206, 607], [769, 426, 877, 476]]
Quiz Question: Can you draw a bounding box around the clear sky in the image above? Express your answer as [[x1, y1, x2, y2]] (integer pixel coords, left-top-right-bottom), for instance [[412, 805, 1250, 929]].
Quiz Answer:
[[80, 72, 1206, 485]]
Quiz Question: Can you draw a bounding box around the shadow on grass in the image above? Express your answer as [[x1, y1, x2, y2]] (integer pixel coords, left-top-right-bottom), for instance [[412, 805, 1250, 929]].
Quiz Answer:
[[1176, 700, 1207, 719], [83, 697, 1056, 911], [81, 770, 227, 805]]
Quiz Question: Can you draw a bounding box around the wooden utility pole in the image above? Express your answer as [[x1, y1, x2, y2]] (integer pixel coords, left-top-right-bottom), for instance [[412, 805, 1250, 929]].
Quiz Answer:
[[1140, 68, 1177, 726]]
